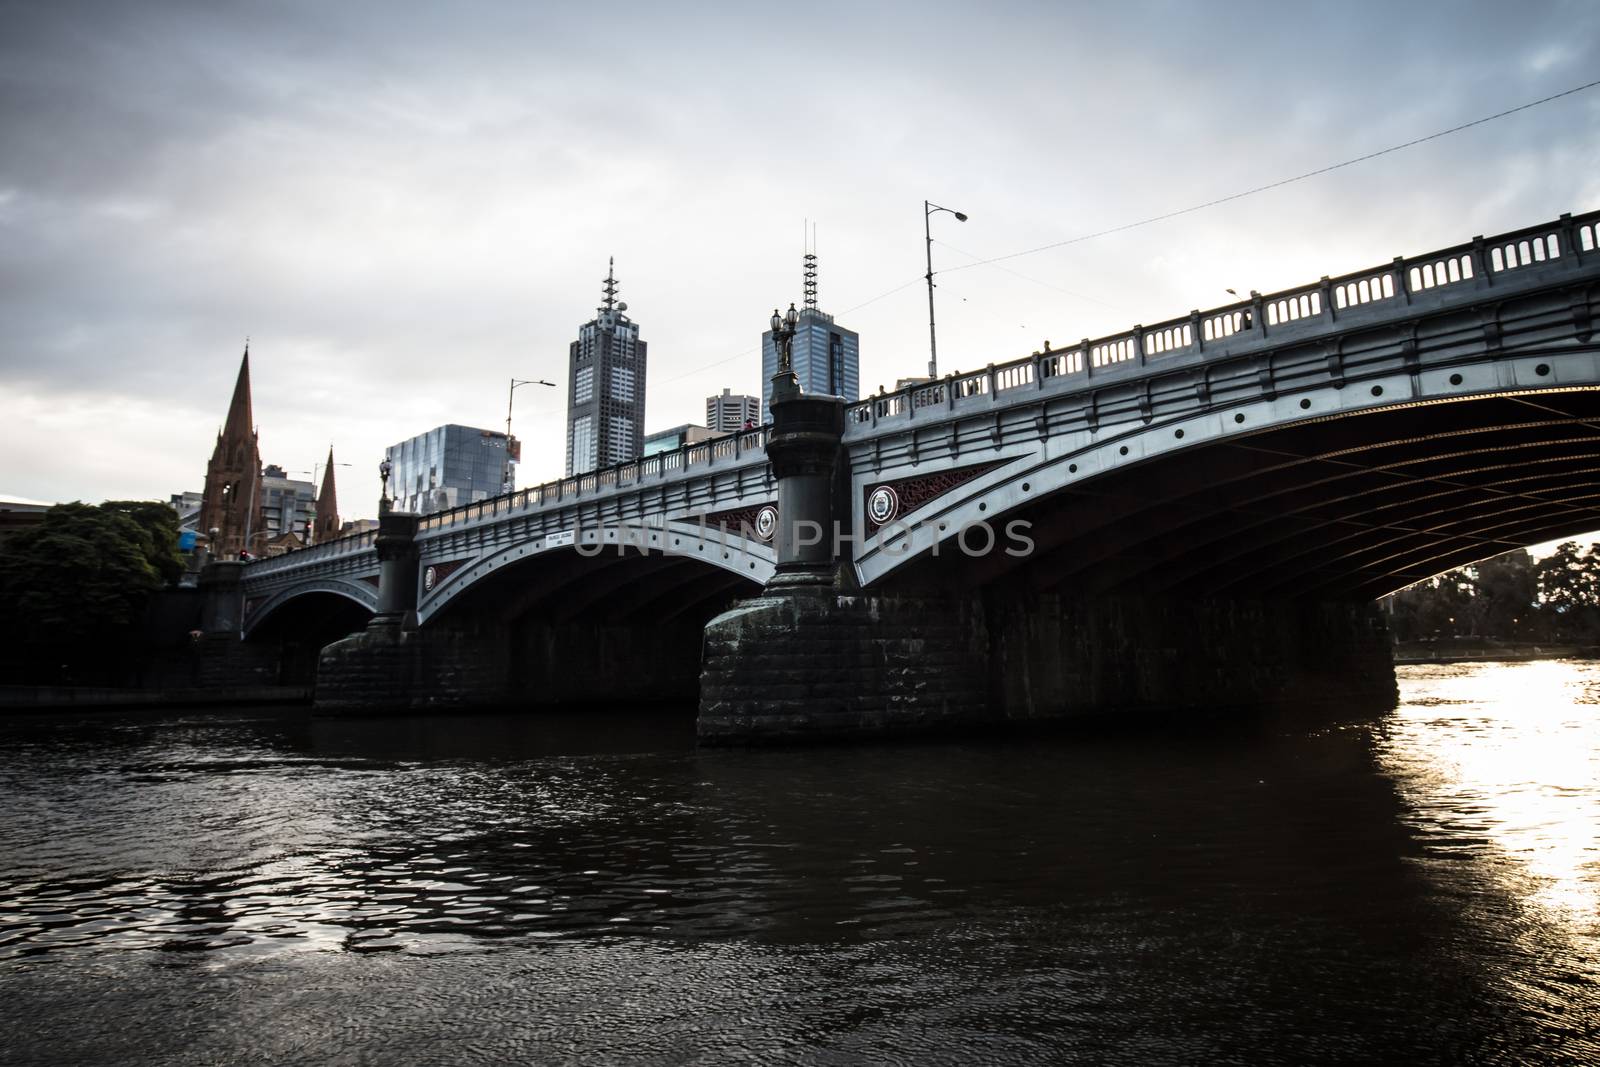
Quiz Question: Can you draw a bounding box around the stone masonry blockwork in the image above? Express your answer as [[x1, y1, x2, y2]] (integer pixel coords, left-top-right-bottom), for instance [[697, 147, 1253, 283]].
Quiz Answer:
[[699, 591, 991, 743], [698, 590, 1397, 742]]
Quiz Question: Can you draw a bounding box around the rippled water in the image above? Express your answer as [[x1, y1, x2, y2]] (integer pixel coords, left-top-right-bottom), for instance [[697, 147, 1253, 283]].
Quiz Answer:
[[1, 662, 1598, 1064]]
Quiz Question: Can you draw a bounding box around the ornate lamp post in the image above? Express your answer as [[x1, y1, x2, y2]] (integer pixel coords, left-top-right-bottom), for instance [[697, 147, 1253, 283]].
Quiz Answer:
[[924, 199, 968, 380], [378, 458, 393, 515], [769, 302, 801, 403]]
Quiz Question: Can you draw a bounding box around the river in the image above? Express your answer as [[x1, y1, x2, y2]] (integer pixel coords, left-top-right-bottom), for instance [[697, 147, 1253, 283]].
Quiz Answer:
[[0, 661, 1596, 1064]]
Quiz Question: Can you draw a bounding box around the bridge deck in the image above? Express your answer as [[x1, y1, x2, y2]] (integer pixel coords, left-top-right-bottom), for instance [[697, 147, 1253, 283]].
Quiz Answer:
[[846, 210, 1600, 435], [244, 208, 1600, 593]]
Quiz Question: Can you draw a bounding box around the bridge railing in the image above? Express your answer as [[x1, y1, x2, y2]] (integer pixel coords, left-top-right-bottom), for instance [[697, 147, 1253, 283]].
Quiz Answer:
[[243, 526, 379, 576], [844, 208, 1598, 431], [412, 425, 769, 534]]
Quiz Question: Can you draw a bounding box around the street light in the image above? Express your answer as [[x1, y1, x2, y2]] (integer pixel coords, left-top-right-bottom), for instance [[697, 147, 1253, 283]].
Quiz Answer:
[[924, 199, 968, 380], [769, 303, 801, 403], [504, 377, 556, 492], [378, 458, 392, 514], [311, 458, 352, 487]]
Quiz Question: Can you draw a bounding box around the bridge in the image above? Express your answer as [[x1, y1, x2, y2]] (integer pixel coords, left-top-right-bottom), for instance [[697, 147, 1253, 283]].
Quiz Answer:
[[203, 208, 1600, 741]]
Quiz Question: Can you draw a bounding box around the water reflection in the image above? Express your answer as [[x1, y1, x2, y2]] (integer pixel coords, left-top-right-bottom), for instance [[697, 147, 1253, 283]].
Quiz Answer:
[[0, 668, 1598, 1062], [1380, 660, 1600, 960], [0, 706, 1444, 959]]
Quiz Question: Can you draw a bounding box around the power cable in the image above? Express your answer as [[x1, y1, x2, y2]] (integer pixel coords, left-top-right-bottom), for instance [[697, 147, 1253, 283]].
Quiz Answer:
[[655, 76, 1599, 388], [933, 238, 1134, 313], [942, 76, 1600, 276]]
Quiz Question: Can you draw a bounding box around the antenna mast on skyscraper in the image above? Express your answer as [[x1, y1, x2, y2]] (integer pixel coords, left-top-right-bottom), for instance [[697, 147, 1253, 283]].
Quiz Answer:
[[803, 222, 818, 311], [601, 256, 619, 312]]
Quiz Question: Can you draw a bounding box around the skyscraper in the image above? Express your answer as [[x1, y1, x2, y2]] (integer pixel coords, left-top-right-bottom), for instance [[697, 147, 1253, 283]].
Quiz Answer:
[[197, 346, 263, 559], [761, 248, 858, 417], [566, 259, 647, 475], [706, 387, 760, 433]]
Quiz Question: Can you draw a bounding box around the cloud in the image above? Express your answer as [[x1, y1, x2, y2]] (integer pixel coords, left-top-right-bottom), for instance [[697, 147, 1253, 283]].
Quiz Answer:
[[1, 0, 1598, 511]]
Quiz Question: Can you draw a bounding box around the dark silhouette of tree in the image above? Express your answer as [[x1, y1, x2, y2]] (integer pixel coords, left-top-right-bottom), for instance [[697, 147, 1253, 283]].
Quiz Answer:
[[1385, 544, 1600, 646], [101, 500, 186, 585], [0, 501, 180, 683], [1536, 541, 1600, 641], [1469, 549, 1538, 639], [1387, 570, 1475, 642]]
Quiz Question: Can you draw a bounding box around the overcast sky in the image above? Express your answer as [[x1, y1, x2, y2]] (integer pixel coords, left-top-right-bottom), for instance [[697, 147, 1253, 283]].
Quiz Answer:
[[2, 0, 1597, 516]]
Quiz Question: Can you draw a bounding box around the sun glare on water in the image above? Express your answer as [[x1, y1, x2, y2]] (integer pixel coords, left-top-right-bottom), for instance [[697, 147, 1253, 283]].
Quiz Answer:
[[1384, 660, 1600, 937]]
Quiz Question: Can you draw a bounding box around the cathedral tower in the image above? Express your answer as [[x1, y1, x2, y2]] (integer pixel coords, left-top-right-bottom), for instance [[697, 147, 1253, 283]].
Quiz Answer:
[[198, 346, 264, 559]]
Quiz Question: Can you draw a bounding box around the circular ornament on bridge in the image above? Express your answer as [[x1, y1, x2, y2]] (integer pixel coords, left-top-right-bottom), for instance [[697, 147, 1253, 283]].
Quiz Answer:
[[867, 485, 900, 526], [423, 565, 438, 592], [754, 505, 779, 542]]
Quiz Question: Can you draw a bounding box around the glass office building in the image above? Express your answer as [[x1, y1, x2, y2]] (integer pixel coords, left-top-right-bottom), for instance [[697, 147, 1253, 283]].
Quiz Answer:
[[385, 424, 510, 514]]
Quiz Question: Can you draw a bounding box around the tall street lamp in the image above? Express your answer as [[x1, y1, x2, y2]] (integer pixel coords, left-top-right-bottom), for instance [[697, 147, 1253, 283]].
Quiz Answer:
[[924, 199, 968, 380], [769, 303, 801, 403], [378, 459, 393, 514], [505, 377, 556, 492]]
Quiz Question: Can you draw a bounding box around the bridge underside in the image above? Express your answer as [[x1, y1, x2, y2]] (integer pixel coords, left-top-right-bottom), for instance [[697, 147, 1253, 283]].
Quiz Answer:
[[315, 549, 763, 713], [432, 547, 761, 629], [903, 386, 1600, 602]]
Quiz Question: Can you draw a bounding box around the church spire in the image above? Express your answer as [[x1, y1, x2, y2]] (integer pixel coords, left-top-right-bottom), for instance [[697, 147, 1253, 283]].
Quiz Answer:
[[222, 343, 255, 444], [313, 445, 340, 545]]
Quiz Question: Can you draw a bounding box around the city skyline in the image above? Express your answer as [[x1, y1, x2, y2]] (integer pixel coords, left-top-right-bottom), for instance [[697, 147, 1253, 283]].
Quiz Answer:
[[2, 2, 1597, 513]]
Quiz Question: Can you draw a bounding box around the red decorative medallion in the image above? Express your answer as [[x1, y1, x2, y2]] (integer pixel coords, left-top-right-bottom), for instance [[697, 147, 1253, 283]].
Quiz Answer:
[[863, 461, 1007, 534], [686, 503, 777, 538], [421, 559, 470, 597]]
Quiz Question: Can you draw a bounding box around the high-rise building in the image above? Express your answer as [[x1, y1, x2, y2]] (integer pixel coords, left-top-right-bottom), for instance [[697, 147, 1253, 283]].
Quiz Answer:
[[566, 259, 647, 476], [706, 388, 760, 433], [760, 249, 858, 417], [261, 465, 315, 542], [385, 424, 510, 514], [197, 346, 264, 559]]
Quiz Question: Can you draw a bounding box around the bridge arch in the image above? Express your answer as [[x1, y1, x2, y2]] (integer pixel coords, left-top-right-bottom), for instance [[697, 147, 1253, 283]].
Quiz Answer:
[[417, 519, 775, 626], [239, 583, 376, 686], [243, 578, 378, 638], [857, 344, 1600, 599]]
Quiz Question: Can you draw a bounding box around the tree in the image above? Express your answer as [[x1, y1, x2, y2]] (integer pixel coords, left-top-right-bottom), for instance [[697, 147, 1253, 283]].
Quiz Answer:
[[1467, 549, 1538, 639], [0, 501, 177, 683], [1384, 547, 1545, 643], [101, 499, 186, 584], [1536, 541, 1600, 641]]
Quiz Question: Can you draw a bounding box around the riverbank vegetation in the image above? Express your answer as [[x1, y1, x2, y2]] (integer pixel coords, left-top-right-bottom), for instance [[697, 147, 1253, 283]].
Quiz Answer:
[[0, 501, 186, 684], [1383, 542, 1600, 646]]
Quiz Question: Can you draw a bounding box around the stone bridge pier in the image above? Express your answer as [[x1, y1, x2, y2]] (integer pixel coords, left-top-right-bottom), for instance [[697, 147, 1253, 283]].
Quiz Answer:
[[698, 390, 994, 740], [316, 512, 512, 712]]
